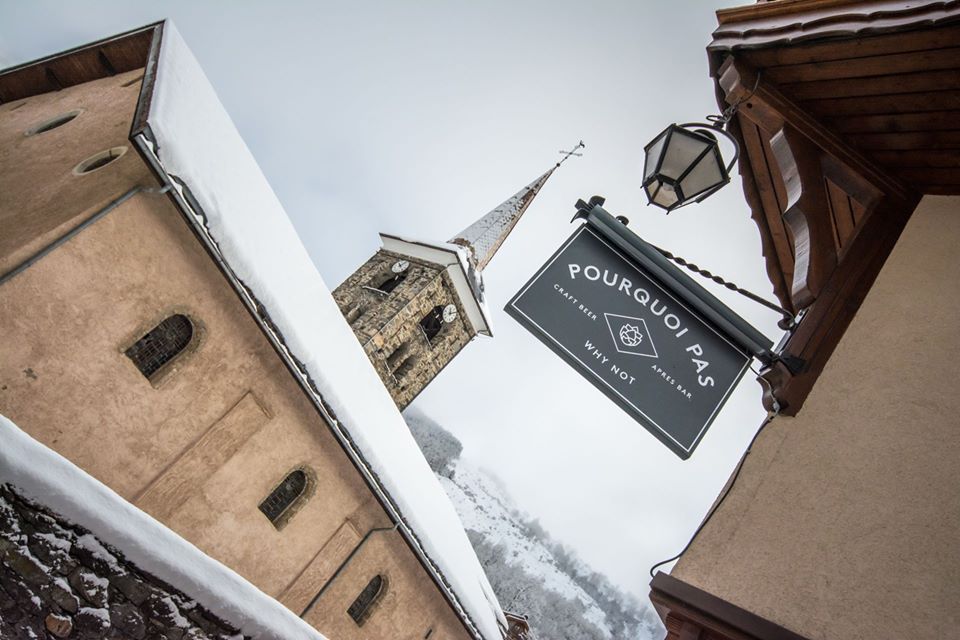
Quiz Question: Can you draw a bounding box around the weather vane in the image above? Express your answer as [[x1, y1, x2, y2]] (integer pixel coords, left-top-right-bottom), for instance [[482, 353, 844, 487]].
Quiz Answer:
[[556, 140, 585, 167]]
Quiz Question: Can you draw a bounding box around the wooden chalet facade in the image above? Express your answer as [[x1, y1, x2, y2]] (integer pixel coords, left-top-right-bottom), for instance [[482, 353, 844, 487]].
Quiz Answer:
[[650, 2, 960, 639]]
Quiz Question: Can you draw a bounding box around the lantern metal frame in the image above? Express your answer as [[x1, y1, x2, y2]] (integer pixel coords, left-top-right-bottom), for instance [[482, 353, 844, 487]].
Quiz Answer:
[[642, 120, 741, 213]]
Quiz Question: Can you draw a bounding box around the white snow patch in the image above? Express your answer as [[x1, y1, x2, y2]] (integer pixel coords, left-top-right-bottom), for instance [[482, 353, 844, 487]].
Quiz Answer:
[[80, 570, 109, 591], [35, 531, 72, 552], [160, 595, 191, 629], [76, 534, 120, 570], [147, 21, 504, 640], [0, 415, 326, 640], [79, 606, 111, 624]]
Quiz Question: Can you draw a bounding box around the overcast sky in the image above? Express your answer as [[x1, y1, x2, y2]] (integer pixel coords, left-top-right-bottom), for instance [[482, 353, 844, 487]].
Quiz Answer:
[[0, 0, 783, 601]]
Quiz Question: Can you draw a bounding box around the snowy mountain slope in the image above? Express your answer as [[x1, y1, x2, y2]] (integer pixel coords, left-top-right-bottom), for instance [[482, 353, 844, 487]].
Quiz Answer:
[[439, 462, 612, 634], [405, 409, 661, 640]]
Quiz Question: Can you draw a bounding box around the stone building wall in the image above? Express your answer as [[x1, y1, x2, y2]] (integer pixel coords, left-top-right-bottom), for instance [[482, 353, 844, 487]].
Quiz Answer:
[[333, 249, 474, 409], [0, 484, 246, 640]]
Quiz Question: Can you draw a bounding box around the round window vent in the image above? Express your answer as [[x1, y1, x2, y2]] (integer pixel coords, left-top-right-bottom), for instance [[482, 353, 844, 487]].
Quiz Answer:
[[73, 146, 127, 175], [25, 109, 82, 136]]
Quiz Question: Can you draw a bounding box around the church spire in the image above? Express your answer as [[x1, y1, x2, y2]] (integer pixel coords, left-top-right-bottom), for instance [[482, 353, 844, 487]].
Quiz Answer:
[[448, 141, 584, 271]]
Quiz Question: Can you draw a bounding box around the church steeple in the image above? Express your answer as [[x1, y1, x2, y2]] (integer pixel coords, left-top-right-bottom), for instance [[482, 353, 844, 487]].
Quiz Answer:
[[448, 141, 584, 271], [448, 168, 555, 271], [333, 144, 582, 409]]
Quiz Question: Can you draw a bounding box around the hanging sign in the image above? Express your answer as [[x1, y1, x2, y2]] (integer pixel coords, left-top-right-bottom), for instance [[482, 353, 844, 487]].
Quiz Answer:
[[506, 223, 755, 459]]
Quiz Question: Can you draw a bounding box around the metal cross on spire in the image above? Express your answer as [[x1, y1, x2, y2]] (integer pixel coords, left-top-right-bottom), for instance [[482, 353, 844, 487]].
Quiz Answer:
[[556, 140, 585, 167], [449, 141, 584, 271]]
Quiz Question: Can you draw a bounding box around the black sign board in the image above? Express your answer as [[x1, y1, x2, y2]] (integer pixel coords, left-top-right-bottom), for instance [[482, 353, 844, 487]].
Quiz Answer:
[[506, 221, 759, 459]]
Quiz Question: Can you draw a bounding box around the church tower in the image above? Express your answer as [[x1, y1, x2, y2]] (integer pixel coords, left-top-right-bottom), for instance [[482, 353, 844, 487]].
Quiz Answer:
[[333, 152, 578, 409]]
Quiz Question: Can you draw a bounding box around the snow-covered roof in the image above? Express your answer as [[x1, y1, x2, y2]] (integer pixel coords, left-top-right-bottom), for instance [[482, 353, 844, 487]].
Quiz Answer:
[[0, 414, 328, 640], [139, 22, 505, 640]]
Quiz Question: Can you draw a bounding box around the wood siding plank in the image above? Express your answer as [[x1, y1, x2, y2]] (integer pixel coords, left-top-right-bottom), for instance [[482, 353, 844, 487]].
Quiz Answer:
[[766, 47, 960, 83], [783, 69, 960, 101], [826, 179, 856, 253], [827, 110, 960, 134], [741, 120, 797, 282], [848, 130, 960, 150], [896, 167, 960, 185], [807, 90, 960, 116], [742, 25, 960, 68]]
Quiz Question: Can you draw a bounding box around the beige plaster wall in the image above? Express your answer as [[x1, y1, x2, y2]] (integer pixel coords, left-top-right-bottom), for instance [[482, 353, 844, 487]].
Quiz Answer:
[[0, 75, 475, 639], [0, 68, 151, 277], [673, 196, 960, 639]]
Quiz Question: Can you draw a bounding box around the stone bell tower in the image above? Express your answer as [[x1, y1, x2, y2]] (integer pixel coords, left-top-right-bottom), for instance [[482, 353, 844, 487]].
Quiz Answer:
[[333, 155, 575, 409]]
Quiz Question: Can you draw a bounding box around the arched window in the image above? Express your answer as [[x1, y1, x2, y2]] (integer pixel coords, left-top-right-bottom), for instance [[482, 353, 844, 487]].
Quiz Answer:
[[394, 354, 419, 381], [375, 272, 406, 294], [419, 305, 445, 343], [348, 574, 385, 625], [125, 314, 194, 378], [386, 342, 410, 372], [259, 468, 309, 527]]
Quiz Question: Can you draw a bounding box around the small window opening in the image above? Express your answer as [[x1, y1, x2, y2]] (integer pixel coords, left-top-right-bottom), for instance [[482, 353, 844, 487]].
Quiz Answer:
[[394, 354, 418, 381], [25, 109, 81, 136], [345, 306, 364, 325], [348, 574, 385, 625], [375, 272, 406, 294], [125, 314, 193, 379], [386, 342, 410, 371], [259, 468, 309, 526], [74, 146, 127, 175], [419, 305, 445, 343]]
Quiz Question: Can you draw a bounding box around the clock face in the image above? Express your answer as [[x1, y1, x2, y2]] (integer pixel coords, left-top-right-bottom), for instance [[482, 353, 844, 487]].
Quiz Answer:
[[442, 304, 458, 324], [392, 260, 409, 274]]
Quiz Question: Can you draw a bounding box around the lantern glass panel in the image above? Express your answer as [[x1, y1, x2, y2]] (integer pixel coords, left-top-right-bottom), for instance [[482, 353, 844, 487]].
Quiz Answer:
[[679, 148, 725, 201], [643, 131, 668, 180], [659, 129, 710, 180], [647, 179, 679, 208]]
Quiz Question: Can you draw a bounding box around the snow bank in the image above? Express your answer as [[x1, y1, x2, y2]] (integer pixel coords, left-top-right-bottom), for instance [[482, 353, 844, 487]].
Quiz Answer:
[[0, 414, 326, 640], [146, 22, 505, 640]]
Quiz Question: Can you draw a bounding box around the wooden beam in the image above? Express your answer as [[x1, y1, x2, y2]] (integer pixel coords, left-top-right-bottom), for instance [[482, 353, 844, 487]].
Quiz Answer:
[[650, 572, 813, 640], [741, 24, 960, 67], [782, 69, 960, 100], [896, 167, 960, 183], [769, 124, 837, 308], [848, 130, 960, 150], [806, 89, 960, 116], [766, 47, 960, 83], [827, 110, 960, 134], [717, 56, 913, 203]]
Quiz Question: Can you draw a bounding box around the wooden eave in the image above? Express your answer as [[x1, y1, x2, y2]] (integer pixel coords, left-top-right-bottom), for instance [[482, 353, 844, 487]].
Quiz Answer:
[[0, 23, 160, 104], [703, 0, 960, 414]]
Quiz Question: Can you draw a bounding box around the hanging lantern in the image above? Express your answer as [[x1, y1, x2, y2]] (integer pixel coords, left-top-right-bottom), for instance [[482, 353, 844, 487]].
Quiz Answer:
[[642, 122, 739, 213]]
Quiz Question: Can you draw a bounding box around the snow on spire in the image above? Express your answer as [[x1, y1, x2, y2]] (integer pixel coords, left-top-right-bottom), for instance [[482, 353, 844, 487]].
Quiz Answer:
[[448, 168, 556, 271]]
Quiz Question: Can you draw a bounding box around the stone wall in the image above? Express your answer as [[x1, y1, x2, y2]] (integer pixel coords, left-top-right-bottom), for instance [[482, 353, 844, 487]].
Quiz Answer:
[[333, 249, 474, 409], [0, 484, 248, 640]]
